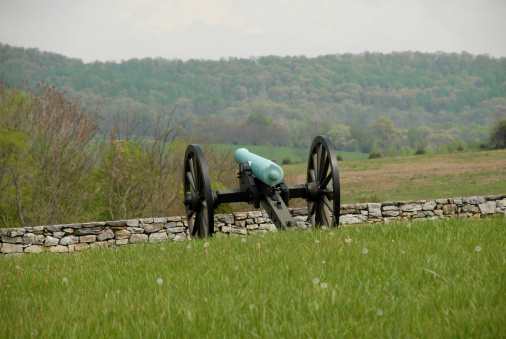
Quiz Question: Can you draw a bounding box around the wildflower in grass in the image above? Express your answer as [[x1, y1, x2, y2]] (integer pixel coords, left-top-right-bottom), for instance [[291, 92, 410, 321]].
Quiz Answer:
[[322, 260, 326, 264], [322, 226, 327, 230], [234, 266, 239, 271], [249, 304, 256, 310], [345, 238, 352, 243], [313, 278, 320, 284], [315, 239, 320, 244], [157, 278, 163, 286], [160, 247, 165, 251], [320, 283, 328, 289], [16, 265, 20, 270], [407, 223, 411, 228], [204, 242, 209, 248], [62, 277, 68, 283], [116, 290, 121, 294], [187, 244, 191, 249], [377, 309, 383, 316], [475, 246, 482, 252], [31, 330, 38, 336], [257, 243, 261, 248], [241, 238, 247, 243], [362, 248, 368, 254], [400, 249, 405, 254], [329, 232, 334, 236]]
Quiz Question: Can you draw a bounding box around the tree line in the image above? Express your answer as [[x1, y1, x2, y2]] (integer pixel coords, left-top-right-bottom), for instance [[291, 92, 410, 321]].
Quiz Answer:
[[1, 43, 505, 150]]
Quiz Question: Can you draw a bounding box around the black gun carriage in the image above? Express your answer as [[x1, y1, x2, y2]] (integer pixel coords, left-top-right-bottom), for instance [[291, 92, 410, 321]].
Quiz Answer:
[[183, 135, 341, 237]]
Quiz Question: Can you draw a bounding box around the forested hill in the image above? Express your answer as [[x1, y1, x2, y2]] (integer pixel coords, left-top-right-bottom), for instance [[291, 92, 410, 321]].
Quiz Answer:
[[1, 42, 505, 151]]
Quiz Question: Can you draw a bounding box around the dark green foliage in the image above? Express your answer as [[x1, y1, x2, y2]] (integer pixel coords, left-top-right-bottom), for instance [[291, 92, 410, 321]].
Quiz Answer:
[[415, 147, 427, 155], [336, 154, 343, 161], [281, 157, 292, 165], [490, 119, 506, 149], [368, 151, 382, 159]]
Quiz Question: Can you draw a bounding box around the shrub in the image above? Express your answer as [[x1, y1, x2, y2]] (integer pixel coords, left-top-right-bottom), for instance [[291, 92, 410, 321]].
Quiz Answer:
[[368, 151, 382, 159], [281, 157, 292, 165], [336, 154, 343, 161], [415, 147, 426, 155]]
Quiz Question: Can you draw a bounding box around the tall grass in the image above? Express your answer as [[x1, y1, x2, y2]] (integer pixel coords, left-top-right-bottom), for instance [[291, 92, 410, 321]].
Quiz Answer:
[[1, 217, 504, 338]]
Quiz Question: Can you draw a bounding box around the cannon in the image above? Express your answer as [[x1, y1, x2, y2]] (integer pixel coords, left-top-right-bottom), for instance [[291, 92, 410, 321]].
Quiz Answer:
[[183, 135, 341, 237]]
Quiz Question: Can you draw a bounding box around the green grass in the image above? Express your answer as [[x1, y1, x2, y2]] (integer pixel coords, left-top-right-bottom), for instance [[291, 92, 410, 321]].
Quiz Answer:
[[1, 218, 504, 338], [216, 144, 369, 163]]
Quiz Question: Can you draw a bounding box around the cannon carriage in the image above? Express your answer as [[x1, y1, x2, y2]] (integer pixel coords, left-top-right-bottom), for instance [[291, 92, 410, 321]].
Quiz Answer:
[[183, 135, 341, 237]]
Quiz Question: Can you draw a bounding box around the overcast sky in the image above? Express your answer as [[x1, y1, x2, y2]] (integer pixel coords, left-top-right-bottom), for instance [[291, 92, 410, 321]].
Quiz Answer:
[[1, 0, 505, 63]]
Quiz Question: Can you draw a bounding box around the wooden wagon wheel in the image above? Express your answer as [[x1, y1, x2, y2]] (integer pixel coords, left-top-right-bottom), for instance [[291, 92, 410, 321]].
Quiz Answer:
[[306, 135, 341, 228], [183, 144, 215, 237]]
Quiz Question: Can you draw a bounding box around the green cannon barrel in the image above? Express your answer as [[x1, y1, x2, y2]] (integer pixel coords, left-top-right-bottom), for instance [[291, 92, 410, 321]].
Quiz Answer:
[[234, 148, 284, 186]]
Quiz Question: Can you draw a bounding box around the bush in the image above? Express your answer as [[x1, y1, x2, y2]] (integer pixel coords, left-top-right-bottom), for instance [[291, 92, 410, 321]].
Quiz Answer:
[[415, 147, 426, 155], [336, 154, 343, 161], [368, 151, 382, 159], [281, 157, 292, 165]]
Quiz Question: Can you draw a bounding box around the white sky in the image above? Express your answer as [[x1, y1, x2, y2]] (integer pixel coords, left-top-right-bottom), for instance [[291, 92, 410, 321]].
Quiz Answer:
[[1, 0, 505, 63]]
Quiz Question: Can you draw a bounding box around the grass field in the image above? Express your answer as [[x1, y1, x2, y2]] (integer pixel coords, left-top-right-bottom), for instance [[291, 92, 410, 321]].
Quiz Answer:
[[282, 149, 506, 206], [1, 217, 504, 338]]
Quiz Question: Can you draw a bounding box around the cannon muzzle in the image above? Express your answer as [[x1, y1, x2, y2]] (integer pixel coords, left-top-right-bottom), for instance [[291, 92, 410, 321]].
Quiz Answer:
[[234, 148, 284, 186]]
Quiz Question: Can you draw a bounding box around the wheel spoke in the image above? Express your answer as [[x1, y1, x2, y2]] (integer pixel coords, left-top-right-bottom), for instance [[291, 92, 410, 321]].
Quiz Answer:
[[309, 169, 316, 182], [312, 152, 319, 179], [319, 152, 329, 181], [322, 195, 333, 214], [316, 144, 322, 178], [321, 205, 331, 226], [320, 171, 332, 190], [186, 172, 197, 191]]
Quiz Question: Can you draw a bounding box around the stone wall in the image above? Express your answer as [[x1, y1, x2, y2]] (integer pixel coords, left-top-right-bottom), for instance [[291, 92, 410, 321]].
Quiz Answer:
[[1, 194, 504, 255]]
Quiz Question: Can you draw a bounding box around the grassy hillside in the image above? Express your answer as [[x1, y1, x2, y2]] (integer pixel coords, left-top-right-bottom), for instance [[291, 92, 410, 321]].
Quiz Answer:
[[1, 218, 504, 337]]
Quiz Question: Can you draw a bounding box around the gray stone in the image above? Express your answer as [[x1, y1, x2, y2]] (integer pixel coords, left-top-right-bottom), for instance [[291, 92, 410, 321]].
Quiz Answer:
[[79, 235, 97, 243], [400, 204, 422, 212], [382, 210, 400, 217], [52, 231, 65, 239], [247, 224, 259, 230], [367, 203, 382, 218], [46, 225, 63, 232], [22, 233, 35, 245], [443, 204, 457, 215], [49, 245, 69, 253], [382, 205, 399, 211], [97, 229, 115, 241], [221, 226, 232, 233], [149, 232, 168, 243], [423, 201, 437, 211], [2, 235, 22, 244], [127, 227, 144, 234], [339, 214, 368, 225], [81, 221, 106, 228], [74, 243, 90, 251], [167, 216, 182, 222], [255, 217, 270, 224], [233, 212, 248, 220], [266, 223, 277, 232], [116, 239, 129, 246], [125, 219, 139, 227], [486, 195, 503, 200], [106, 220, 126, 227], [33, 234, 45, 245], [217, 215, 234, 225], [381, 201, 397, 206], [497, 199, 506, 210], [167, 227, 185, 234], [164, 222, 178, 228], [44, 236, 59, 247], [142, 223, 164, 234], [140, 218, 154, 224], [24, 245, 45, 254], [9, 228, 26, 237], [463, 196, 485, 205], [413, 211, 434, 218], [248, 211, 263, 218], [462, 205, 480, 213], [60, 236, 78, 246], [231, 227, 248, 235], [435, 199, 449, 204], [0, 228, 9, 236], [153, 217, 167, 223], [173, 233, 186, 242], [453, 197, 463, 205], [1, 243, 24, 253], [114, 229, 132, 239], [479, 201, 496, 214], [129, 234, 148, 244], [74, 226, 103, 236]]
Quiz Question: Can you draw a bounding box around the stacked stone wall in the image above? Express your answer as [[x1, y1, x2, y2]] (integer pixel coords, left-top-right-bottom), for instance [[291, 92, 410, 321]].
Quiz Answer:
[[1, 195, 504, 255]]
